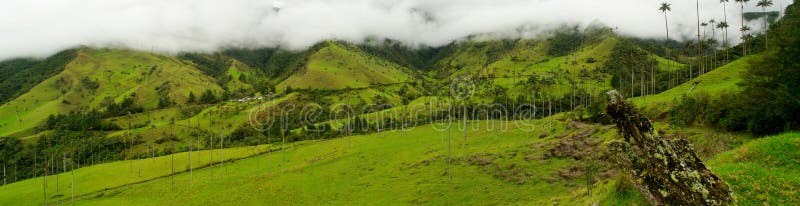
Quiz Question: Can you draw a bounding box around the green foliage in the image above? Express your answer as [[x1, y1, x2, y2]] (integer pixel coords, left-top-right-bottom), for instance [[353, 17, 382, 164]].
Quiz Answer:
[[547, 26, 583, 56], [81, 77, 100, 90], [0, 137, 22, 163], [0, 49, 77, 104], [696, 3, 800, 136], [668, 94, 710, 127], [220, 47, 311, 78], [743, 11, 781, 22], [186, 91, 196, 104], [358, 38, 443, 71], [104, 96, 144, 117], [177, 52, 228, 78], [45, 110, 120, 131], [199, 89, 219, 104], [157, 96, 174, 109]]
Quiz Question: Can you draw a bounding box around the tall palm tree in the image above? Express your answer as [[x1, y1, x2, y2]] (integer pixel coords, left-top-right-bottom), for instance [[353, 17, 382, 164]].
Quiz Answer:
[[709, 19, 717, 41], [696, 0, 703, 77], [721, 0, 730, 43], [721, 0, 731, 62], [660, 2, 672, 40], [659, 2, 672, 86], [717, 21, 730, 60], [701, 22, 709, 74], [740, 26, 752, 55], [757, 0, 773, 50], [735, 0, 751, 55], [709, 19, 717, 69]]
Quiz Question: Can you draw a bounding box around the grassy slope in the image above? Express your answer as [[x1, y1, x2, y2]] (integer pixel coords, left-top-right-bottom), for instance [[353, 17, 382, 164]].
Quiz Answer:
[[630, 55, 757, 115], [1, 119, 647, 205], [53, 120, 772, 205], [0, 116, 775, 205], [709, 132, 800, 205], [277, 42, 411, 92], [0, 143, 286, 205], [497, 37, 619, 98], [0, 49, 223, 137], [223, 60, 256, 95], [103, 93, 299, 155]]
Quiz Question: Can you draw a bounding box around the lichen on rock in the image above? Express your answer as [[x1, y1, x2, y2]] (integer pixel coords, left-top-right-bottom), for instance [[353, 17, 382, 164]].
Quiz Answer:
[[604, 90, 734, 206]]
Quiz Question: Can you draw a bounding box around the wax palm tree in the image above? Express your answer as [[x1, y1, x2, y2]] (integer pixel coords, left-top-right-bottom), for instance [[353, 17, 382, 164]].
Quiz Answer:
[[659, 2, 673, 86], [717, 21, 730, 61], [701, 21, 709, 74], [757, 0, 773, 49], [709, 19, 717, 40], [735, 0, 751, 55], [721, 0, 730, 45], [660, 2, 672, 40], [740, 26, 752, 55], [696, 0, 704, 77], [721, 0, 731, 62], [709, 19, 717, 69]]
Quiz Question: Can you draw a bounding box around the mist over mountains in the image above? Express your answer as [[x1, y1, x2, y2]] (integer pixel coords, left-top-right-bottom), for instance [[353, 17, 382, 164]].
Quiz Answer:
[[0, 0, 790, 60]]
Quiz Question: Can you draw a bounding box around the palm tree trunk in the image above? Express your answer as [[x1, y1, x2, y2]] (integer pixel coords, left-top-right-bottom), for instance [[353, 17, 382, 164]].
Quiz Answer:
[[697, 0, 703, 76], [664, 12, 670, 40], [462, 102, 467, 147], [742, 3, 746, 55], [652, 61, 655, 95], [764, 7, 769, 50], [664, 11, 671, 90], [724, 2, 729, 62], [712, 26, 717, 69], [631, 69, 635, 97]]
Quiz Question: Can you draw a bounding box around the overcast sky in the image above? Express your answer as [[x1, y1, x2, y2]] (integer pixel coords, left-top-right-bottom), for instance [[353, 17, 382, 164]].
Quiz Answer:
[[0, 0, 791, 60]]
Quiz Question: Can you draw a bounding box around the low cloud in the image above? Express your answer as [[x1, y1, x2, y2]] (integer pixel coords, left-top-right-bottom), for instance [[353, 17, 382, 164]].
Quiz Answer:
[[0, 0, 790, 60]]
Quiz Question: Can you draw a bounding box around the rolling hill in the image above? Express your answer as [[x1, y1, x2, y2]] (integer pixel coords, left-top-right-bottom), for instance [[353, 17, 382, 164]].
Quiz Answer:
[[0, 49, 223, 137], [631, 54, 759, 115], [276, 42, 413, 92]]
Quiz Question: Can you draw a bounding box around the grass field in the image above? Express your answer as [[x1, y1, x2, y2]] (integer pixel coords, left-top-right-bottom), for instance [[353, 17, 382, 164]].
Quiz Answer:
[[1, 118, 640, 205], [709, 132, 800, 205], [3, 114, 780, 205], [0, 143, 294, 205], [4, 108, 795, 206]]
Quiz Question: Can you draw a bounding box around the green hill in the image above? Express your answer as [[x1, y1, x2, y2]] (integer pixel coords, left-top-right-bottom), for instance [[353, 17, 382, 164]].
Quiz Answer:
[[0, 49, 77, 104], [709, 132, 800, 205], [276, 42, 412, 92], [631, 54, 758, 115], [0, 49, 223, 137]]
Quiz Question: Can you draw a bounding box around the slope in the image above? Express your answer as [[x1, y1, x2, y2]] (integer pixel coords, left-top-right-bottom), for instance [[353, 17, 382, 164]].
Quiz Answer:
[[631, 54, 758, 115], [0, 49, 223, 137], [3, 119, 639, 205], [0, 49, 77, 104], [709, 132, 800, 205], [276, 42, 412, 92]]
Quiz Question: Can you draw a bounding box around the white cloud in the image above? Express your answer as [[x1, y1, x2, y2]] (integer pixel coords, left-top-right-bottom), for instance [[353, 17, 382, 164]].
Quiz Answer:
[[0, 0, 791, 60]]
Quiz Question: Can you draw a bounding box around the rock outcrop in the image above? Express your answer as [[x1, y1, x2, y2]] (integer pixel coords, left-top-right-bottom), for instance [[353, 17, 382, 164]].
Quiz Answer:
[[604, 90, 734, 206]]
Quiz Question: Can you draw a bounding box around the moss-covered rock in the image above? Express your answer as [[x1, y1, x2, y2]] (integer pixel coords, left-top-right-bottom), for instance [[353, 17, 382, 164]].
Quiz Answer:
[[605, 90, 734, 206]]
